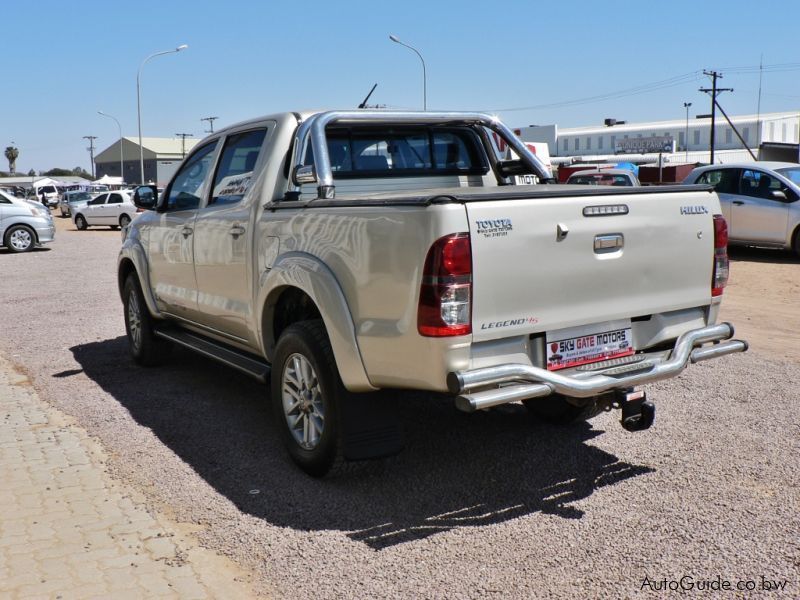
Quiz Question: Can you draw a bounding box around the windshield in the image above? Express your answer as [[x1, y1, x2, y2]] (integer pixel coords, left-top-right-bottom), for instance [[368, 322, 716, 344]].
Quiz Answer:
[[776, 167, 800, 185], [68, 192, 92, 202]]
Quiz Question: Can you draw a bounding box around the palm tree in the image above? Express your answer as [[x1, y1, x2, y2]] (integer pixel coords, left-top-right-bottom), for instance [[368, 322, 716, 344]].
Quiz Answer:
[[5, 146, 19, 174]]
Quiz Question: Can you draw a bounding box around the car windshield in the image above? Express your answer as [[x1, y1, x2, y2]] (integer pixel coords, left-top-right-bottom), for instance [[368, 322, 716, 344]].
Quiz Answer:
[[776, 167, 800, 185], [69, 192, 92, 202]]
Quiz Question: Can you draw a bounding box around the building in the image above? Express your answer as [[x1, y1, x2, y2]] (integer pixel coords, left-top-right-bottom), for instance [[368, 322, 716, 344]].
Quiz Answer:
[[516, 111, 800, 166], [94, 137, 200, 185]]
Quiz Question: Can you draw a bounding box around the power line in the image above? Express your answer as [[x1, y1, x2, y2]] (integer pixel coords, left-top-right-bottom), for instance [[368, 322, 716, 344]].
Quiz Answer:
[[491, 71, 703, 113]]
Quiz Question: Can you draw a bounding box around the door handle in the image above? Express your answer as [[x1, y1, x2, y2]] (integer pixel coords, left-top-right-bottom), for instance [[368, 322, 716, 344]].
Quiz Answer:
[[181, 226, 193, 239], [230, 225, 246, 238], [732, 201, 745, 205]]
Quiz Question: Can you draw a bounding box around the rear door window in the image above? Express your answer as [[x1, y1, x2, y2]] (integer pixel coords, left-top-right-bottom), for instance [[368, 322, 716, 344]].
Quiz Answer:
[[209, 128, 268, 206], [696, 168, 740, 194]]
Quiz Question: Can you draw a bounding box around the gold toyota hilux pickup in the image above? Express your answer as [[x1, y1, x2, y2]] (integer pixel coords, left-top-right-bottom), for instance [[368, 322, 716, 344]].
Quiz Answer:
[[119, 110, 747, 476]]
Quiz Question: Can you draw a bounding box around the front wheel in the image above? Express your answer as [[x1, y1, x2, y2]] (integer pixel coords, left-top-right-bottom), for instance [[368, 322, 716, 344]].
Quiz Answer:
[[271, 320, 345, 477], [4, 225, 35, 252], [122, 274, 170, 366], [792, 227, 800, 258], [75, 214, 88, 230]]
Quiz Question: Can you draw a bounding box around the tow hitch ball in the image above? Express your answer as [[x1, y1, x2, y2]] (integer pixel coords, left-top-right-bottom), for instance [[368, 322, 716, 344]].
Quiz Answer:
[[617, 389, 655, 432]]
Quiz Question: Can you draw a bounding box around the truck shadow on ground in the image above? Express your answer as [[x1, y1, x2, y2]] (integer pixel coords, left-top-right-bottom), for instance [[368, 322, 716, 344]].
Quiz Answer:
[[70, 337, 653, 550]]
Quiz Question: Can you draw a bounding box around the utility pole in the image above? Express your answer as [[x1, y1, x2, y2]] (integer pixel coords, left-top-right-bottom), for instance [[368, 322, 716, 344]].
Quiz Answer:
[[201, 116, 218, 133], [699, 70, 733, 164], [83, 135, 98, 179], [175, 133, 194, 158]]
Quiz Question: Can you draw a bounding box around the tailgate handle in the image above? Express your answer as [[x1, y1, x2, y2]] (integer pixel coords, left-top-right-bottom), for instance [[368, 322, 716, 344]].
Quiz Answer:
[[594, 234, 624, 253]]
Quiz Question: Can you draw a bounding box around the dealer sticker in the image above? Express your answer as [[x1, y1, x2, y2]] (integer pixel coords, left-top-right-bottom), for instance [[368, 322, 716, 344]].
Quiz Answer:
[[546, 320, 634, 371]]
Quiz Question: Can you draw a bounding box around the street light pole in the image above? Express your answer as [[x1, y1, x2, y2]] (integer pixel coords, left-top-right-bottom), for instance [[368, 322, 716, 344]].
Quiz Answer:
[[136, 44, 188, 184], [683, 102, 692, 162], [389, 34, 426, 110], [98, 110, 124, 182]]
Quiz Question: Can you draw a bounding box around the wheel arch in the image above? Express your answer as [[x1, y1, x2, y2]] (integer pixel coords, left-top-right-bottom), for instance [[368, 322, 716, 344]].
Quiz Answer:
[[258, 253, 376, 392], [117, 242, 163, 319]]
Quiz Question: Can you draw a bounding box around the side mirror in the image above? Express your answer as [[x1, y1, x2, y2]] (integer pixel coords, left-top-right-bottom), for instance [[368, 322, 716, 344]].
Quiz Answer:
[[771, 189, 787, 201], [133, 185, 158, 210], [292, 165, 317, 186]]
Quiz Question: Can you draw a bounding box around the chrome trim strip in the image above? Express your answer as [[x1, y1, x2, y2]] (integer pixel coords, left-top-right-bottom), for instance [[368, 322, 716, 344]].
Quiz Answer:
[[288, 110, 553, 199], [450, 323, 747, 410]]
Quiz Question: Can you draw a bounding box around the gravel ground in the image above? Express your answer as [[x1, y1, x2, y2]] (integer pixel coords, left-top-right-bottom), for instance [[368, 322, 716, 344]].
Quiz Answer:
[[1, 214, 798, 598]]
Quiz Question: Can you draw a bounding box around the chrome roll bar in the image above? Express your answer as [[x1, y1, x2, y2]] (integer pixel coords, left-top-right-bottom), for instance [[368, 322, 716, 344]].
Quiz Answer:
[[289, 110, 553, 199]]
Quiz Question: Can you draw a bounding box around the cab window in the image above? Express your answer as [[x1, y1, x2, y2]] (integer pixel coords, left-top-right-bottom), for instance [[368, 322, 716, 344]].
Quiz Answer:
[[209, 128, 267, 206], [164, 141, 217, 211]]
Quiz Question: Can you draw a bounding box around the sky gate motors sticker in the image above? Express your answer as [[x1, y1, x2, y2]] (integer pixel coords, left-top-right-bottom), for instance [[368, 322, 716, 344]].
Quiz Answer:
[[546, 327, 634, 371]]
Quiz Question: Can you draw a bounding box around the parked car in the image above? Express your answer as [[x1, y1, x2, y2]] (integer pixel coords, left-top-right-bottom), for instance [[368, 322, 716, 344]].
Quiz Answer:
[[0, 189, 55, 252], [683, 162, 800, 255], [73, 191, 137, 230], [566, 168, 640, 186], [35, 184, 61, 208], [59, 190, 94, 218]]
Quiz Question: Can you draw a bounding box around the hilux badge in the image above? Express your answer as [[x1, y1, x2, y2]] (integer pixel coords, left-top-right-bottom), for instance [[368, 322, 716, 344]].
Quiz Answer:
[[680, 205, 708, 215]]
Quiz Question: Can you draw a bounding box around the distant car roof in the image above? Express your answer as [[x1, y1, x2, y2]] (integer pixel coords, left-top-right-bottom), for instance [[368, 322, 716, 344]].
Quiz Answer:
[[569, 168, 636, 177], [691, 162, 798, 172]]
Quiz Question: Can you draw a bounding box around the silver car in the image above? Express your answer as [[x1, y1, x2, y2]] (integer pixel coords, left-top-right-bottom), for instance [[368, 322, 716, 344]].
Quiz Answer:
[[0, 190, 55, 252], [59, 190, 94, 217], [684, 162, 800, 255]]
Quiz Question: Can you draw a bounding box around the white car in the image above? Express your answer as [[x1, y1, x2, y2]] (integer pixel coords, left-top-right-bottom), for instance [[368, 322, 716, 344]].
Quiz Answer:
[[73, 191, 137, 230]]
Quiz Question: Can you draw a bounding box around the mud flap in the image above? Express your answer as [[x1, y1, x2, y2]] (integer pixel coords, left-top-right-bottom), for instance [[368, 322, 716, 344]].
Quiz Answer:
[[340, 391, 405, 461]]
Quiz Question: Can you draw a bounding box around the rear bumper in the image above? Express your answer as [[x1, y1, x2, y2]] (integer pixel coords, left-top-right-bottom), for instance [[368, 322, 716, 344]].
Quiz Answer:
[[448, 322, 747, 412]]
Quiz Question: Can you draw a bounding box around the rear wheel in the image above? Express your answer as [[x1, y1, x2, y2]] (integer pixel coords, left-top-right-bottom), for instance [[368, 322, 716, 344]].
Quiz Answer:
[[75, 214, 88, 230], [123, 274, 170, 366], [4, 225, 35, 253], [271, 320, 345, 477], [524, 393, 603, 425]]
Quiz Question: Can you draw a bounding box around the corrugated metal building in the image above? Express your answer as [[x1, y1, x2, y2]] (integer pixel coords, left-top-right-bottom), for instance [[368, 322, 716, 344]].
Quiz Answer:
[[94, 137, 200, 185], [516, 111, 800, 166]]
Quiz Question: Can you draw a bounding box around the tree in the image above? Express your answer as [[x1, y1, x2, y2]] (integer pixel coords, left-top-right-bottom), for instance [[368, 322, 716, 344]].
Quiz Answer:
[[4, 146, 19, 174], [27, 169, 35, 177]]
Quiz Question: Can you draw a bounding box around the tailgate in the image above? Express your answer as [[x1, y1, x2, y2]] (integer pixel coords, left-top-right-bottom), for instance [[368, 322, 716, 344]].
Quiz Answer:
[[467, 189, 718, 342]]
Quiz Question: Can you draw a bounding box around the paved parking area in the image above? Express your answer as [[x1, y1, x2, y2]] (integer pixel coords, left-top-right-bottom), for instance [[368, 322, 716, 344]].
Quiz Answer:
[[0, 352, 255, 599]]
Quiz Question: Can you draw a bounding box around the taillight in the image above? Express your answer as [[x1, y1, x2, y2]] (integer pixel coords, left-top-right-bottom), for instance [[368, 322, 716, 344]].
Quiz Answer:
[[712, 214, 729, 297], [418, 233, 472, 337]]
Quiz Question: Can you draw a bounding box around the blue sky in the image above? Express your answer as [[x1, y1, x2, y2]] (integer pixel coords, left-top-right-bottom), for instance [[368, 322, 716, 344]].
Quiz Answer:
[[2, 0, 799, 174]]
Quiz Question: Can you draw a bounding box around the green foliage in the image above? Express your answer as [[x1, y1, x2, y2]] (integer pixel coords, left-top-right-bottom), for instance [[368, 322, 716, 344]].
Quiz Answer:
[[44, 168, 75, 177], [27, 169, 36, 176]]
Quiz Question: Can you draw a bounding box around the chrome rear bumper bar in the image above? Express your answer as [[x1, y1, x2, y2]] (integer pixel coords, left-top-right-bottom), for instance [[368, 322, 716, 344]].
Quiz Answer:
[[449, 322, 747, 412]]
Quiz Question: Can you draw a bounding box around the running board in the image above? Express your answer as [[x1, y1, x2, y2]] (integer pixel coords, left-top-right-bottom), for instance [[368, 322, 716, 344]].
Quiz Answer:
[[154, 328, 271, 383]]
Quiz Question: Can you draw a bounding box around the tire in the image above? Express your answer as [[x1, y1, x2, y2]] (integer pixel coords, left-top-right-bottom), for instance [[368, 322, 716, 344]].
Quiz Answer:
[[523, 393, 603, 425], [792, 227, 800, 258], [75, 214, 88, 230], [271, 320, 346, 477], [122, 274, 170, 366], [3, 225, 36, 253], [119, 214, 131, 228]]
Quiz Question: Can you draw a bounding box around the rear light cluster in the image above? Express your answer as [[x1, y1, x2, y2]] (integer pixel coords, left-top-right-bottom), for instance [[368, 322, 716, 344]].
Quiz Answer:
[[418, 233, 472, 337], [712, 214, 729, 297]]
